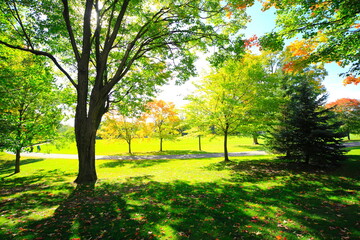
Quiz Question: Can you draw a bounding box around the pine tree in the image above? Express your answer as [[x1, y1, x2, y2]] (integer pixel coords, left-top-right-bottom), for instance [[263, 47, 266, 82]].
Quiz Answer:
[[267, 76, 347, 166]]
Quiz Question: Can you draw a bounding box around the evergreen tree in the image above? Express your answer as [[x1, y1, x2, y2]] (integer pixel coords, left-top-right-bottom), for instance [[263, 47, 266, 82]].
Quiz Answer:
[[267, 76, 347, 166]]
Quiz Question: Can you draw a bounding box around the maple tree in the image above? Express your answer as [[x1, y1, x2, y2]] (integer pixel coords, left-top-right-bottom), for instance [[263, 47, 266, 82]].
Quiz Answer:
[[326, 98, 360, 140], [0, 0, 251, 183], [260, 0, 360, 84], [98, 113, 141, 154], [142, 100, 180, 152], [185, 53, 275, 161]]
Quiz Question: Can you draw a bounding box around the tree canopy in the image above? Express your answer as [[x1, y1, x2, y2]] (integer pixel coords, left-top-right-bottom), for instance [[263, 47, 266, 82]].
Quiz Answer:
[[0, 0, 252, 183], [0, 46, 64, 173], [185, 53, 276, 161], [326, 98, 360, 139], [261, 0, 360, 84], [98, 112, 141, 154], [142, 100, 180, 152]]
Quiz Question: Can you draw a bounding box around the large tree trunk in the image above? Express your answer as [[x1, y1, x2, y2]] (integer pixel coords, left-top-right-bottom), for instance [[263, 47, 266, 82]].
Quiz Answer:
[[74, 79, 106, 184], [15, 148, 21, 173], [74, 125, 97, 184], [224, 126, 230, 162]]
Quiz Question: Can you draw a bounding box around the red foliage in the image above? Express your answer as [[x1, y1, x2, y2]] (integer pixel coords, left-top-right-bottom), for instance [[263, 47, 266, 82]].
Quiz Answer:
[[282, 62, 295, 72], [326, 98, 360, 112], [244, 35, 260, 48], [282, 61, 305, 73]]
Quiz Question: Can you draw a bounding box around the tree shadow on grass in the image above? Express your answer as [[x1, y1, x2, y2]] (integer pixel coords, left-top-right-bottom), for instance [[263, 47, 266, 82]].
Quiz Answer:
[[7, 177, 263, 240], [331, 154, 360, 179], [1, 158, 359, 239], [143, 150, 209, 156], [235, 144, 265, 151], [109, 150, 209, 157], [0, 158, 44, 177], [99, 159, 170, 168]]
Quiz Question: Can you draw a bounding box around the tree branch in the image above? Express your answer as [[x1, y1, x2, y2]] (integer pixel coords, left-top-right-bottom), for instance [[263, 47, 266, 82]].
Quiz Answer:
[[103, 0, 130, 56], [0, 40, 77, 88], [61, 0, 81, 62], [6, 1, 34, 50]]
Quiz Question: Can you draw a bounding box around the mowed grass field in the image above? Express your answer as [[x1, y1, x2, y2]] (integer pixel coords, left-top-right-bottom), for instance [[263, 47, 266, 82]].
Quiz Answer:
[[0, 146, 359, 240], [40, 135, 265, 155]]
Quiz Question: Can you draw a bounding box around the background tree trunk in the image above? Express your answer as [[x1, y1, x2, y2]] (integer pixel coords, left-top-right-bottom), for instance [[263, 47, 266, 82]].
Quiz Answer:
[[223, 125, 230, 162], [15, 148, 21, 173], [128, 139, 132, 154], [160, 138, 163, 152], [198, 135, 202, 151], [252, 133, 259, 145]]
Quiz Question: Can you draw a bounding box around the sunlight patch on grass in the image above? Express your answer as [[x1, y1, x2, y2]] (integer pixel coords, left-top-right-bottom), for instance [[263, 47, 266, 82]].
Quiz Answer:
[[26, 207, 57, 221], [40, 135, 265, 155], [97, 158, 232, 183]]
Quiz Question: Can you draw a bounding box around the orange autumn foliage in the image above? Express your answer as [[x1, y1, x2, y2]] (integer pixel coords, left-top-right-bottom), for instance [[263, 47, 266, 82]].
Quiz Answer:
[[224, 1, 253, 18], [309, 1, 331, 11], [343, 75, 360, 85], [288, 39, 315, 57], [326, 98, 360, 111], [282, 60, 308, 73], [260, 0, 280, 10], [236, 3, 247, 10], [282, 37, 324, 73]]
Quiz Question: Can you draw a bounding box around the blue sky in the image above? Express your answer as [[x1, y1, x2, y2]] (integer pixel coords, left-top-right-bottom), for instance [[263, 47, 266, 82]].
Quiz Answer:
[[158, 2, 358, 106]]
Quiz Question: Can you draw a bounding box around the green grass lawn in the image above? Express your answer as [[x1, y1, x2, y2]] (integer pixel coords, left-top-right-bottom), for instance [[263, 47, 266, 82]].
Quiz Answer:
[[0, 148, 359, 240], [40, 135, 265, 155]]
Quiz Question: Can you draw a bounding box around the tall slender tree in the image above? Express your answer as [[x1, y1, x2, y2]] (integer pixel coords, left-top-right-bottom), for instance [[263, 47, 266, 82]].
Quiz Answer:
[[142, 100, 180, 152], [98, 113, 141, 154], [0, 47, 64, 173], [185, 54, 273, 161], [0, 0, 251, 183]]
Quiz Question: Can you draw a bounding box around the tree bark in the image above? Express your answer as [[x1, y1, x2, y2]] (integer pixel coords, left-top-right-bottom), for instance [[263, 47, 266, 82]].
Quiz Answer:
[[15, 148, 21, 173], [252, 134, 259, 145], [160, 137, 163, 152], [74, 121, 98, 184], [128, 139, 132, 154], [73, 81, 106, 184], [198, 135, 202, 151], [224, 125, 230, 162], [347, 132, 350, 141]]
